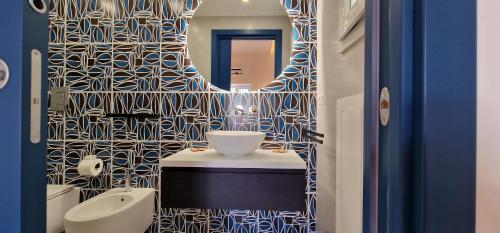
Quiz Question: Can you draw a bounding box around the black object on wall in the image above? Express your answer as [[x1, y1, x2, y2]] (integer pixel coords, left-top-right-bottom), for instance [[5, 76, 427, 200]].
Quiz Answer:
[[104, 113, 160, 119]]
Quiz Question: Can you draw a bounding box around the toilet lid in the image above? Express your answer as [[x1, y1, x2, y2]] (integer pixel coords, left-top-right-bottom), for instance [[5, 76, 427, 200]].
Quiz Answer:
[[47, 185, 75, 200]]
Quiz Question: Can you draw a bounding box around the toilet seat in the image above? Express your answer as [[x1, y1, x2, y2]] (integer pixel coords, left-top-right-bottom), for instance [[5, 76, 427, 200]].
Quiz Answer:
[[47, 185, 75, 200], [47, 185, 80, 233]]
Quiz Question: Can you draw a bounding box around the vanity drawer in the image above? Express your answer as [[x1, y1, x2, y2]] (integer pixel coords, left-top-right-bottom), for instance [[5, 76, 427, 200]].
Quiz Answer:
[[161, 167, 306, 211]]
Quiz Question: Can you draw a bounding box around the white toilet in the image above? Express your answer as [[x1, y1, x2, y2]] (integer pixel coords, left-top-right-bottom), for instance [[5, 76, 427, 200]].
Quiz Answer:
[[47, 185, 80, 233]]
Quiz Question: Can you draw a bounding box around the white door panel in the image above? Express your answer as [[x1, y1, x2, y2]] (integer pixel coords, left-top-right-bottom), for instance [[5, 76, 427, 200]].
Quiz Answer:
[[336, 94, 364, 233]]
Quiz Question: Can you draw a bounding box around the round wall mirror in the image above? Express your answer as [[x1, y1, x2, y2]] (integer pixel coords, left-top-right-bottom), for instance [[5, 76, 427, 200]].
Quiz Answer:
[[187, 0, 292, 92]]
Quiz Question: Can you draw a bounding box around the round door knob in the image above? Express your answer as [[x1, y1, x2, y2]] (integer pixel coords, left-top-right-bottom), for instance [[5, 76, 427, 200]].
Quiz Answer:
[[0, 59, 10, 90]]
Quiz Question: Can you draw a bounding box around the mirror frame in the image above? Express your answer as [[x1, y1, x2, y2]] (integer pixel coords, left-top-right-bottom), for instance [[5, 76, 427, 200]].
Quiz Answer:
[[184, 0, 295, 92]]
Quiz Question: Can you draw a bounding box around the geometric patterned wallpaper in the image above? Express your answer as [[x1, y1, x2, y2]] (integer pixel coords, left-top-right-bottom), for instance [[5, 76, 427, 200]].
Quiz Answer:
[[47, 0, 317, 232]]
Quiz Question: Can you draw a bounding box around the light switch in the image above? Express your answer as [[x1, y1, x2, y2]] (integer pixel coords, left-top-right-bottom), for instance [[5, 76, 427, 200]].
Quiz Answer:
[[318, 94, 325, 106], [50, 87, 69, 112]]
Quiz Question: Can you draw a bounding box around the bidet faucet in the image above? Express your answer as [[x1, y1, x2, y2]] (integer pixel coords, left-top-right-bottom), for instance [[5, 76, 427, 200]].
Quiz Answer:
[[119, 169, 132, 192]]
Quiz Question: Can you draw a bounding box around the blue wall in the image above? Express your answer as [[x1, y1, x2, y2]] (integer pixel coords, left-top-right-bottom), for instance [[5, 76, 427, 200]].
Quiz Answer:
[[0, 1, 24, 231], [0, 1, 48, 232], [21, 1, 49, 232]]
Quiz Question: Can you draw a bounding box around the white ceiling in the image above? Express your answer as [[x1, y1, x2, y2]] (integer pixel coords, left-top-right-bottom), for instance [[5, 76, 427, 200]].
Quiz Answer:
[[195, 0, 288, 17]]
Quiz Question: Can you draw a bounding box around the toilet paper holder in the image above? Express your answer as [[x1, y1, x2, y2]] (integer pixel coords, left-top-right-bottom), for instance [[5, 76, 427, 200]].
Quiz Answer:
[[83, 155, 101, 169], [78, 155, 103, 176], [83, 155, 97, 160]]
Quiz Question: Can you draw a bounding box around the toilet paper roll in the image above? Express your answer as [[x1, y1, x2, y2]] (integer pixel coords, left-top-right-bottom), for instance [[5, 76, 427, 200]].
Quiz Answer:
[[77, 155, 103, 176]]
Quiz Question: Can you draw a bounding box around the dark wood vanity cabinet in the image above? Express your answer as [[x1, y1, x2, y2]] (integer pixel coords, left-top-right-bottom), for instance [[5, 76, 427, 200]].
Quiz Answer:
[[161, 167, 307, 211]]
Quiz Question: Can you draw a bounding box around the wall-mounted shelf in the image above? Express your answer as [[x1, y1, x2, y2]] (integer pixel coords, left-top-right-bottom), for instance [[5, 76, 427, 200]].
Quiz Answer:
[[104, 113, 160, 119]]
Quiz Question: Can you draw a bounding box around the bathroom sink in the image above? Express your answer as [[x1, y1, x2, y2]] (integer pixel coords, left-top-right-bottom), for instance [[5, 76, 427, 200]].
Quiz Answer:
[[207, 131, 265, 158], [64, 188, 154, 233]]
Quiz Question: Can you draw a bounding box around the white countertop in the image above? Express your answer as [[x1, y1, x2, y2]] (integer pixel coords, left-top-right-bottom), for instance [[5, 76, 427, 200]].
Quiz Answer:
[[160, 149, 306, 169]]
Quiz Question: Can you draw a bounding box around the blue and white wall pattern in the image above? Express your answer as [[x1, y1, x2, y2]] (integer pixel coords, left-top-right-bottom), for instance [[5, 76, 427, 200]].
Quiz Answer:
[[47, 0, 317, 232]]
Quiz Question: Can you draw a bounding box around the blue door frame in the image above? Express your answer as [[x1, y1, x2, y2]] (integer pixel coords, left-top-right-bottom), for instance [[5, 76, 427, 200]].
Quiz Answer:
[[364, 0, 414, 232], [364, 0, 477, 233], [412, 0, 476, 233], [211, 29, 283, 90], [363, 0, 381, 232], [0, 1, 48, 232]]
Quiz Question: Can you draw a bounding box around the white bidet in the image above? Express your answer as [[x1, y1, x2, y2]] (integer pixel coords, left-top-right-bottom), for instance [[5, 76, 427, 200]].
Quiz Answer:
[[64, 188, 154, 233]]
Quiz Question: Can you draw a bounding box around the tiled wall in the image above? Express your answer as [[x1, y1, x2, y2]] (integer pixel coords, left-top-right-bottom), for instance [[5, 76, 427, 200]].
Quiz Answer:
[[46, 0, 317, 232]]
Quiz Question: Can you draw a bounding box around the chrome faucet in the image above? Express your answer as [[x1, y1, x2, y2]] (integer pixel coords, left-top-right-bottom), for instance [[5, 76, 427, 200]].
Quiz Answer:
[[235, 105, 258, 115], [119, 169, 132, 192]]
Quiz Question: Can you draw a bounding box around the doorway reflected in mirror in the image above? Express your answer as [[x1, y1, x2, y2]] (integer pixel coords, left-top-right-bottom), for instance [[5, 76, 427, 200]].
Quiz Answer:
[[231, 40, 275, 92]]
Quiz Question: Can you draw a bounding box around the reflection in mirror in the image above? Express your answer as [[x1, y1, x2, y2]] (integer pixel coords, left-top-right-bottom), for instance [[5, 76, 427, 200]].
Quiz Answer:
[[187, 0, 292, 91], [231, 40, 275, 92]]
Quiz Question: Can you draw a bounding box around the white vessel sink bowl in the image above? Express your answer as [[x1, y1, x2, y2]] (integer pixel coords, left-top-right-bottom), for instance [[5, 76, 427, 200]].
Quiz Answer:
[[207, 131, 265, 158], [64, 188, 154, 233]]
